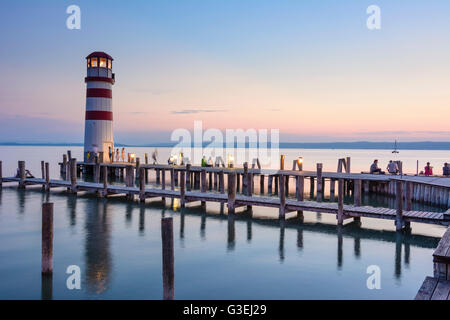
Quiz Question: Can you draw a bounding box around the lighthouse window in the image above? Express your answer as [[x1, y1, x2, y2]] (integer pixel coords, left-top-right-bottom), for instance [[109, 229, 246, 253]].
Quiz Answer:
[[91, 58, 98, 67], [99, 58, 107, 68], [107, 59, 112, 69], [87, 58, 91, 68]]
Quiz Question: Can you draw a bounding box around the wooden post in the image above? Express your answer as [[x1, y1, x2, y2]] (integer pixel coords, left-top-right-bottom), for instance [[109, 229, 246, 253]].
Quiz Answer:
[[227, 172, 236, 213], [18, 161, 26, 188], [268, 175, 273, 194], [243, 162, 248, 194], [102, 165, 108, 197], [279, 174, 286, 220], [309, 177, 314, 196], [316, 163, 323, 199], [247, 170, 253, 196], [330, 178, 336, 199], [186, 164, 191, 190], [406, 181, 412, 211], [161, 217, 174, 300], [136, 157, 140, 178], [41, 161, 45, 180], [70, 158, 77, 193], [42, 202, 53, 274], [354, 179, 362, 206], [219, 170, 225, 194], [396, 181, 404, 231], [296, 176, 304, 219], [201, 169, 207, 206], [161, 169, 166, 202], [170, 168, 175, 190], [62, 154, 67, 176], [236, 173, 241, 192], [337, 179, 344, 225], [45, 162, 50, 190], [345, 157, 351, 173], [145, 153, 148, 165], [95, 159, 100, 183], [280, 155, 285, 170], [139, 167, 145, 202], [67, 150, 72, 161], [180, 170, 185, 207], [260, 174, 265, 194]]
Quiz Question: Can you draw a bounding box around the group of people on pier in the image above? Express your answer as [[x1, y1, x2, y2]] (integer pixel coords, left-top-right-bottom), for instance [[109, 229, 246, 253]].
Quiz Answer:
[[370, 159, 450, 176]]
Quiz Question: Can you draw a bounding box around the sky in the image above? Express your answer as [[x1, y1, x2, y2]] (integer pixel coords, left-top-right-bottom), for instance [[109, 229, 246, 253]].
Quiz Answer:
[[0, 0, 449, 144]]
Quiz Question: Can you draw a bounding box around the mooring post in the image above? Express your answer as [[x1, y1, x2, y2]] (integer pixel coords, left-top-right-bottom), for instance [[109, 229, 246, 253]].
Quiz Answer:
[[18, 161, 26, 189], [260, 174, 265, 194], [243, 162, 248, 194], [102, 165, 108, 197], [42, 202, 53, 274], [180, 170, 185, 207], [136, 157, 140, 179], [67, 150, 72, 161], [145, 153, 148, 165], [337, 179, 344, 225], [280, 155, 285, 170], [41, 161, 45, 180], [45, 162, 50, 191], [161, 169, 166, 202], [70, 158, 77, 193], [227, 172, 236, 214], [279, 174, 286, 220], [62, 154, 67, 176], [345, 157, 351, 173], [170, 168, 175, 190], [296, 175, 304, 220], [395, 181, 404, 231], [139, 167, 145, 202], [161, 217, 174, 300], [186, 164, 191, 190], [219, 170, 225, 194], [201, 169, 206, 207], [316, 163, 323, 200]]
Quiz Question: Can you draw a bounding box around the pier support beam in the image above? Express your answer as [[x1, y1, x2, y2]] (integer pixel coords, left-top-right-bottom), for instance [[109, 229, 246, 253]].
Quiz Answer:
[[139, 167, 145, 202], [42, 202, 53, 275], [337, 179, 345, 225], [227, 172, 236, 214], [180, 170, 185, 207], [395, 181, 404, 231], [296, 175, 304, 220], [316, 163, 323, 201], [18, 161, 26, 189], [279, 174, 286, 220], [45, 162, 50, 191], [161, 217, 174, 300], [69, 158, 77, 193]]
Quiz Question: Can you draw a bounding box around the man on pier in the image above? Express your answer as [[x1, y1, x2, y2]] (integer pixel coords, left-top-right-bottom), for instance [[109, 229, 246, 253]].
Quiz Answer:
[[370, 159, 384, 174]]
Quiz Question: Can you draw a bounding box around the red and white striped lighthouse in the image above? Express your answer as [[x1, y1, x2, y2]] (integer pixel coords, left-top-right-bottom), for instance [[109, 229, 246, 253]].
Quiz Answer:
[[83, 51, 115, 162]]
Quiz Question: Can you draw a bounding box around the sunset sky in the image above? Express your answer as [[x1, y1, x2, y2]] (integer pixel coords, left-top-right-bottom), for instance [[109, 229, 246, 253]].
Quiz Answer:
[[0, 0, 449, 144]]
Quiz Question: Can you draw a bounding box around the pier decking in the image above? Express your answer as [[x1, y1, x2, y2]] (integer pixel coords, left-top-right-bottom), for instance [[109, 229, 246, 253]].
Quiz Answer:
[[416, 227, 450, 300]]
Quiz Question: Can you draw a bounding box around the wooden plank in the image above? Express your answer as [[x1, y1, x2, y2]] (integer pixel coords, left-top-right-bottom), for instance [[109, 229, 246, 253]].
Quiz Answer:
[[430, 279, 450, 300]]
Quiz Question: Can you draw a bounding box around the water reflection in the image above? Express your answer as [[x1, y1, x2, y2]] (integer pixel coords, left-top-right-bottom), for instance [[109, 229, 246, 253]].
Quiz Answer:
[[67, 194, 77, 228], [227, 214, 235, 251], [139, 204, 145, 236], [279, 220, 285, 262], [41, 274, 52, 300], [84, 199, 112, 294]]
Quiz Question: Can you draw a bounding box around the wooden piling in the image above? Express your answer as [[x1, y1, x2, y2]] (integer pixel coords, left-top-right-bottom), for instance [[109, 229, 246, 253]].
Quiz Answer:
[[219, 170, 225, 194], [136, 157, 140, 178], [102, 165, 108, 197], [70, 158, 77, 193], [201, 169, 207, 206], [316, 163, 323, 200], [161, 217, 174, 300], [280, 155, 285, 170], [406, 181, 412, 211], [268, 175, 273, 194], [227, 172, 237, 213], [186, 164, 191, 190], [243, 162, 248, 194], [139, 167, 145, 202], [62, 154, 67, 176], [296, 175, 304, 219], [170, 168, 175, 190], [260, 174, 265, 194], [145, 153, 148, 165], [161, 169, 166, 201], [279, 174, 286, 220], [354, 179, 362, 206], [337, 179, 344, 225], [330, 178, 335, 199], [18, 161, 25, 188], [396, 181, 404, 231], [41, 161, 45, 180], [180, 170, 185, 207], [42, 202, 53, 275], [345, 157, 351, 173], [45, 162, 50, 190]]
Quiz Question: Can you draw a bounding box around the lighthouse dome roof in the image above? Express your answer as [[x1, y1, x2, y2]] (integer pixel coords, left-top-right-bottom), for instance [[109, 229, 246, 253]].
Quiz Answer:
[[86, 51, 113, 60]]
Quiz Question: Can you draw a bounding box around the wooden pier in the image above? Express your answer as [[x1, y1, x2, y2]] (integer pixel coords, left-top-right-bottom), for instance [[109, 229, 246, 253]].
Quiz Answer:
[[416, 227, 450, 300], [2, 159, 450, 231]]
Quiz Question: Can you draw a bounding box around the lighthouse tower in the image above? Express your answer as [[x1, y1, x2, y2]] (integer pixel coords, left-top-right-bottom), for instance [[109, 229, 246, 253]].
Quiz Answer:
[[83, 52, 115, 162]]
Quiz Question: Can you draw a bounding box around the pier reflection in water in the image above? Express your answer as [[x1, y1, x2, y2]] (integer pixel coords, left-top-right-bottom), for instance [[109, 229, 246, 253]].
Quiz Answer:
[[0, 186, 444, 299]]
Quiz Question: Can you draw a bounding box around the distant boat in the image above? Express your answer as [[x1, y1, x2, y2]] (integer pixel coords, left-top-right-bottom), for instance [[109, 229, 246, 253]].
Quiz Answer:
[[392, 140, 399, 154]]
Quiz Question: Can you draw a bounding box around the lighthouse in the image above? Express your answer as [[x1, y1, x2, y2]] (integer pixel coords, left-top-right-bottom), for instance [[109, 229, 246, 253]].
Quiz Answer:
[[83, 51, 115, 163]]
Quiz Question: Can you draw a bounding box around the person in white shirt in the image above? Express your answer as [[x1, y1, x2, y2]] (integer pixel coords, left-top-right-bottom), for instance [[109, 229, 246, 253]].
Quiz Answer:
[[386, 160, 399, 174]]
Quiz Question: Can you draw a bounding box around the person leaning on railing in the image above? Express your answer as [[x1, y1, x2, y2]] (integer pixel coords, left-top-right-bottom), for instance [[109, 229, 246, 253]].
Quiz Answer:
[[443, 163, 450, 176]]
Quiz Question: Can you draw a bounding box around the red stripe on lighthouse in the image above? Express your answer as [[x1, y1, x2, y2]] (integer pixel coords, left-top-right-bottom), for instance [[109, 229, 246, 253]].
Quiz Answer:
[[85, 111, 113, 121], [86, 88, 112, 98]]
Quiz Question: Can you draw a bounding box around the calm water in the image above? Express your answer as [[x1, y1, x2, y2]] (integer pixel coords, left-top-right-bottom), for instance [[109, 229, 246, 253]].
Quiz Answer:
[[0, 146, 448, 299]]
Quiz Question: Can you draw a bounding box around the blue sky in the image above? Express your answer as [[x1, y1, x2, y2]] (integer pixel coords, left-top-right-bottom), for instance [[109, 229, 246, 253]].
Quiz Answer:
[[0, 0, 449, 144]]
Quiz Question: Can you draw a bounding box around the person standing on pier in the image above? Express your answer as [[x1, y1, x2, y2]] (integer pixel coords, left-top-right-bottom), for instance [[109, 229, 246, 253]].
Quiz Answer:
[[116, 148, 120, 162], [424, 162, 433, 176], [442, 163, 449, 176], [121, 148, 125, 162], [109, 146, 113, 163]]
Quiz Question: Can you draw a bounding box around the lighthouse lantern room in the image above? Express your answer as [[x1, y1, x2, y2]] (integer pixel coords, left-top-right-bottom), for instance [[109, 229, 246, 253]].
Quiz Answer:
[[83, 51, 115, 163]]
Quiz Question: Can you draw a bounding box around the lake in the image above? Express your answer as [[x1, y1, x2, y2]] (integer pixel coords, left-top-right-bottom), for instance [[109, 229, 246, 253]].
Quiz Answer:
[[0, 146, 448, 299]]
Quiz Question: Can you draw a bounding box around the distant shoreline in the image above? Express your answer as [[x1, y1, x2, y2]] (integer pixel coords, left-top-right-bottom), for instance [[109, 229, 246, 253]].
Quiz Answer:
[[1, 141, 450, 150]]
